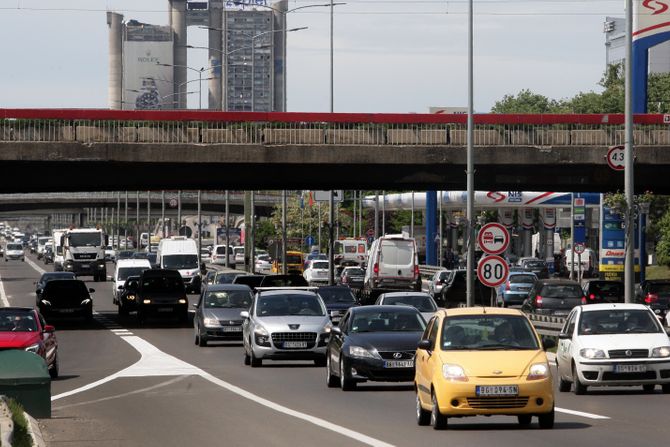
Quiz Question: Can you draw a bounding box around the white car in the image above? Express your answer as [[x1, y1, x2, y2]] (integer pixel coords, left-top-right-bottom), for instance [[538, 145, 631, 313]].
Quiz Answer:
[[255, 254, 272, 274], [303, 260, 330, 285], [104, 245, 117, 262], [374, 291, 439, 322], [556, 303, 670, 395], [233, 246, 245, 264], [5, 243, 24, 262]]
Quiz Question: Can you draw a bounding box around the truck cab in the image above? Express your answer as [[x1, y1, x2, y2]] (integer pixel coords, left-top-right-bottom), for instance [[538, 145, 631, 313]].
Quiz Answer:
[[61, 228, 108, 281]]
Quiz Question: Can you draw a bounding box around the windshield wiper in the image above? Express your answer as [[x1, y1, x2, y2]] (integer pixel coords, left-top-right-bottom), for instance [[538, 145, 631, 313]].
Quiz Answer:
[[477, 343, 523, 350]]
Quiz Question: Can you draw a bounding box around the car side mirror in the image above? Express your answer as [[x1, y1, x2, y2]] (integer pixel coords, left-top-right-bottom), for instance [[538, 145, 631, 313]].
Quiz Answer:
[[417, 339, 434, 351], [240, 310, 250, 319], [542, 336, 556, 351], [558, 333, 571, 340], [44, 325, 55, 333], [330, 326, 342, 336], [89, 288, 95, 293], [118, 285, 125, 290]]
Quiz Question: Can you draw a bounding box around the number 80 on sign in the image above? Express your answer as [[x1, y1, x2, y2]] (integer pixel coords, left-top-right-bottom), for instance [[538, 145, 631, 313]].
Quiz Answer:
[[477, 255, 509, 288]]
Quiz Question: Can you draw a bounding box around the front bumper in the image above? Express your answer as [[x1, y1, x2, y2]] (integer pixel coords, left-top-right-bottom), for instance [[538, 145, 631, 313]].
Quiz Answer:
[[433, 376, 554, 416], [576, 359, 670, 386], [252, 334, 328, 361], [202, 323, 244, 340], [64, 260, 105, 275], [344, 356, 415, 382]]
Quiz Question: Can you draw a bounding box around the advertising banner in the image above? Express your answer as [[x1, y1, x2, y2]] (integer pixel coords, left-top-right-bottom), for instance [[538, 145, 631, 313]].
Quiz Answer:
[[123, 41, 174, 110]]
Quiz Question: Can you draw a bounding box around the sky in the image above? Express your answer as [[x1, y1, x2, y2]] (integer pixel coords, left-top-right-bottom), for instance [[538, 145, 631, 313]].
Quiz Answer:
[[0, 0, 624, 113]]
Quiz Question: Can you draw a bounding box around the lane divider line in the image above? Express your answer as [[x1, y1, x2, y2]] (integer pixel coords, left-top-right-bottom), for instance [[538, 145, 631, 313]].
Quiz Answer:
[[24, 257, 46, 276]]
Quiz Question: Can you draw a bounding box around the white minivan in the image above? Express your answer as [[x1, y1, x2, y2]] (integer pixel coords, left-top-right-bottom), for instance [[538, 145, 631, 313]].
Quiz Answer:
[[211, 244, 235, 266], [112, 259, 152, 301], [157, 236, 201, 293], [363, 234, 420, 304], [334, 238, 368, 267], [565, 248, 597, 278]]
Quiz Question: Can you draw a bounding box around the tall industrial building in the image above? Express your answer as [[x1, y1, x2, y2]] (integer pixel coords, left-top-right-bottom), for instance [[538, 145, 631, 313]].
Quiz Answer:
[[604, 16, 670, 74], [108, 0, 288, 111]]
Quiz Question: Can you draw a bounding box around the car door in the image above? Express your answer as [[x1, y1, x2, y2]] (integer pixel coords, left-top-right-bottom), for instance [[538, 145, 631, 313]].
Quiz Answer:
[[557, 308, 578, 379], [415, 316, 438, 402], [38, 312, 56, 365]]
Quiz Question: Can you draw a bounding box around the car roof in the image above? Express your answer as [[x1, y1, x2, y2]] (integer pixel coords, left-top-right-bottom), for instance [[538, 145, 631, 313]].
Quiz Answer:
[[140, 269, 181, 278], [380, 291, 432, 298], [256, 289, 319, 298], [204, 284, 252, 292], [579, 303, 652, 312], [116, 259, 152, 267], [350, 304, 420, 314], [536, 279, 580, 285], [436, 307, 525, 317]]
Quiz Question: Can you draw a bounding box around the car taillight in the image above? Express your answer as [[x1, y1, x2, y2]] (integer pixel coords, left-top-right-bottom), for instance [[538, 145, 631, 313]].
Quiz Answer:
[[645, 293, 659, 304], [505, 281, 511, 291], [535, 295, 542, 307], [589, 293, 595, 300], [342, 276, 348, 283], [373, 263, 379, 275], [414, 265, 420, 278], [581, 296, 587, 304]]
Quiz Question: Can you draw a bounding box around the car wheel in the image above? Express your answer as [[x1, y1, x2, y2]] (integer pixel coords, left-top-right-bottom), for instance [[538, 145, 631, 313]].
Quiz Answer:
[[198, 333, 208, 347], [643, 384, 656, 393], [430, 393, 448, 430], [416, 392, 430, 426], [49, 353, 59, 379], [662, 384, 670, 394], [326, 354, 340, 388], [517, 414, 532, 427], [558, 374, 571, 392], [340, 358, 356, 391], [538, 406, 555, 429], [314, 355, 326, 367], [250, 349, 262, 368], [244, 340, 251, 365], [572, 364, 587, 395]]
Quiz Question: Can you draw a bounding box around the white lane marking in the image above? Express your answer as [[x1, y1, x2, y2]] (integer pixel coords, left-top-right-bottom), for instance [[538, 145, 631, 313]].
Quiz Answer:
[[0, 273, 9, 307], [555, 407, 610, 420], [53, 376, 187, 411], [25, 257, 46, 275]]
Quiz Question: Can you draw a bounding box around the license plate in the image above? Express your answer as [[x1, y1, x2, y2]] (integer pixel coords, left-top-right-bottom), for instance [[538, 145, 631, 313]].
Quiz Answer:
[[283, 341, 308, 348], [157, 307, 173, 313], [222, 326, 242, 332], [81, 264, 90, 269], [384, 360, 414, 368], [476, 385, 519, 396], [614, 364, 647, 373], [59, 308, 75, 313]]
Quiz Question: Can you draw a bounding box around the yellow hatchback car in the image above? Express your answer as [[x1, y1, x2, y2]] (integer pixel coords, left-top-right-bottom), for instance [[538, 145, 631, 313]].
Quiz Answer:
[[415, 307, 556, 429]]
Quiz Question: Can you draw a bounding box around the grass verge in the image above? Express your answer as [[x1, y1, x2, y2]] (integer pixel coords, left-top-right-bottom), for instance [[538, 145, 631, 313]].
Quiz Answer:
[[6, 398, 31, 447]]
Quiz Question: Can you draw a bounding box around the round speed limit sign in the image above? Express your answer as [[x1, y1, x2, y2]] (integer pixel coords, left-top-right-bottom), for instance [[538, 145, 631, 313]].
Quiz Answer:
[[606, 145, 625, 171], [477, 255, 509, 288]]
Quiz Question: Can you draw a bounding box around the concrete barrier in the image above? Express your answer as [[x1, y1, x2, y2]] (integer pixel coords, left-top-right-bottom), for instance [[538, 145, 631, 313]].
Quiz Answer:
[[650, 130, 670, 145], [419, 129, 448, 145], [570, 129, 609, 145], [325, 129, 384, 145], [202, 128, 252, 144], [117, 126, 138, 143], [615, 130, 651, 145]]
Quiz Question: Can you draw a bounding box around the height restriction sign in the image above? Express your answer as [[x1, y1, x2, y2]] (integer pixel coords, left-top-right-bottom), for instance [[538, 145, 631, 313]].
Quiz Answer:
[[477, 222, 510, 255]]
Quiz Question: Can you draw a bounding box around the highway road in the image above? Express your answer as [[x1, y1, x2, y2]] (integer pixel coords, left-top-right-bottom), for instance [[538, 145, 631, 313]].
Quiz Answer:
[[1, 254, 669, 447]]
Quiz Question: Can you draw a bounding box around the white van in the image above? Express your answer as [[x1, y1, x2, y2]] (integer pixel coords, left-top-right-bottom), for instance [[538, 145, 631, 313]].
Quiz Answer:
[[334, 238, 368, 266], [211, 244, 235, 266], [112, 259, 152, 301], [565, 247, 597, 278], [363, 234, 420, 303], [157, 236, 201, 293]]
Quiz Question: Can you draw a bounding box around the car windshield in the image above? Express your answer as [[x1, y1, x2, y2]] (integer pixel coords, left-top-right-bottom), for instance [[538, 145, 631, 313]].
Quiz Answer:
[[589, 282, 624, 297], [525, 261, 545, 269], [256, 294, 325, 317], [312, 261, 329, 269], [0, 311, 38, 332], [344, 268, 365, 276], [215, 273, 241, 284], [350, 310, 426, 333], [510, 274, 536, 284], [44, 281, 90, 297], [540, 284, 583, 298], [142, 275, 184, 292], [204, 290, 252, 309], [318, 288, 357, 304], [441, 315, 540, 350], [216, 246, 231, 255], [38, 237, 50, 245], [286, 254, 302, 264], [382, 295, 437, 312], [162, 254, 198, 269], [578, 309, 662, 335], [117, 251, 134, 259], [649, 283, 670, 294], [7, 244, 22, 250], [40, 272, 75, 283], [118, 267, 148, 281], [68, 233, 101, 247], [132, 252, 149, 259]]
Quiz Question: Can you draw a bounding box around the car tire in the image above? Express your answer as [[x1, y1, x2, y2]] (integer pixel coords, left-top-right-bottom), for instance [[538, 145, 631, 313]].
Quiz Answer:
[[538, 407, 555, 429], [194, 331, 200, 346], [662, 384, 670, 394], [558, 374, 571, 393], [49, 353, 59, 380], [198, 333, 208, 347], [517, 414, 532, 427], [572, 364, 587, 395], [643, 384, 656, 393], [340, 358, 356, 391], [326, 354, 340, 388], [314, 356, 326, 367], [416, 393, 430, 426], [250, 349, 262, 368], [430, 393, 448, 430]]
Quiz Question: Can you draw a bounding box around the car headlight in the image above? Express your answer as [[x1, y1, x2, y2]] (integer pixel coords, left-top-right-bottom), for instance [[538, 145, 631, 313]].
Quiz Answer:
[[652, 346, 670, 358], [579, 348, 606, 359], [178, 299, 187, 304], [81, 298, 91, 305], [254, 326, 271, 346], [143, 299, 151, 304], [24, 343, 40, 354], [349, 345, 379, 359], [323, 322, 333, 334], [204, 317, 220, 327], [527, 363, 549, 380], [254, 326, 269, 337], [41, 300, 51, 306], [442, 363, 468, 382], [127, 295, 136, 301]]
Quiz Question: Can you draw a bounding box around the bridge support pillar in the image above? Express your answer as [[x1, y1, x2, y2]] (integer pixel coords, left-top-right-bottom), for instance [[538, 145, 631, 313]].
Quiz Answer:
[[425, 190, 437, 265]]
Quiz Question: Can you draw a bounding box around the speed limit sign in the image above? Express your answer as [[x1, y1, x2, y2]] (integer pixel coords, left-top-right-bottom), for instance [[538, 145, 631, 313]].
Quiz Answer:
[[606, 145, 625, 171], [477, 255, 509, 288], [574, 243, 585, 255]]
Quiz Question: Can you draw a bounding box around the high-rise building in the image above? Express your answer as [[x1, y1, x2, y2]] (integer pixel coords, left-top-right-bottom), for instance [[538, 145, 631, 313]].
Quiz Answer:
[[604, 16, 670, 74]]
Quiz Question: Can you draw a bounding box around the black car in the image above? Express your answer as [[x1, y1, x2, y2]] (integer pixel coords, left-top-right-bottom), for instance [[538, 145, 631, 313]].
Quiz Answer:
[[35, 272, 76, 300], [338, 266, 365, 289], [38, 279, 95, 321], [326, 305, 426, 390], [115, 275, 140, 316], [316, 286, 359, 325], [636, 280, 670, 321], [582, 280, 624, 304], [43, 246, 54, 264], [193, 284, 253, 346], [438, 269, 489, 308], [125, 269, 188, 323], [522, 279, 584, 316], [232, 275, 266, 292], [521, 259, 550, 279]]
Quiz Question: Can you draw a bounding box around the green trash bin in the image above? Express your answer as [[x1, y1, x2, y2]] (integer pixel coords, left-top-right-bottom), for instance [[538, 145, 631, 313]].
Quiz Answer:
[[0, 350, 51, 418]]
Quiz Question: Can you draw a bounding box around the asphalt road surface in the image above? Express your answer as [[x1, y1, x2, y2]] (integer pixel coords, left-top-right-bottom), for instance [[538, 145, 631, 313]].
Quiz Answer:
[[2, 254, 669, 447]]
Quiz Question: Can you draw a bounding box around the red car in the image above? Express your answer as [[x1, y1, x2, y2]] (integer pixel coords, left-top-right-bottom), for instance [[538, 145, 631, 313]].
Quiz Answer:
[[0, 307, 58, 378]]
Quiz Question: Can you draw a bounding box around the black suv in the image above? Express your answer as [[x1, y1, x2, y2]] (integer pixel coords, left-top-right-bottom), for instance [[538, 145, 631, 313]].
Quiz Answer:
[[582, 280, 624, 304], [636, 280, 670, 321], [124, 269, 188, 323], [438, 269, 489, 308], [522, 279, 584, 316]]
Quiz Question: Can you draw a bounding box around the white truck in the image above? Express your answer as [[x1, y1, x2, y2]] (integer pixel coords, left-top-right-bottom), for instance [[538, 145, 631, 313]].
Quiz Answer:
[[60, 228, 108, 281], [363, 234, 420, 304], [157, 236, 201, 293]]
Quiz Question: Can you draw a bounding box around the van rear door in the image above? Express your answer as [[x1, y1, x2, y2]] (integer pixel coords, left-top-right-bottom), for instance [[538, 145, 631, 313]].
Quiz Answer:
[[379, 238, 415, 279]]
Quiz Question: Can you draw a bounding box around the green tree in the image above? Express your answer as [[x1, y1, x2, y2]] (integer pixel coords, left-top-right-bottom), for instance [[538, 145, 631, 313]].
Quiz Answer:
[[655, 210, 670, 266], [491, 89, 560, 113]]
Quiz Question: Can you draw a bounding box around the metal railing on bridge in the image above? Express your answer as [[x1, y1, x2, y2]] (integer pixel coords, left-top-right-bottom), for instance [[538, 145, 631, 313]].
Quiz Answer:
[[1, 109, 669, 146]]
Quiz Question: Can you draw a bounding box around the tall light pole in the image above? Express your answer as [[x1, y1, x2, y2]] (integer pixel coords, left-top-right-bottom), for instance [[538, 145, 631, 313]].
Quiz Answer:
[[624, 0, 635, 303], [157, 63, 218, 109], [466, 0, 475, 307]]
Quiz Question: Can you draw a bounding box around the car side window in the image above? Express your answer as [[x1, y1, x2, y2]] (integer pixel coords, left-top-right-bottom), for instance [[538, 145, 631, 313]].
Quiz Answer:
[[339, 313, 350, 333], [428, 318, 439, 345], [421, 317, 434, 340], [565, 310, 577, 336]]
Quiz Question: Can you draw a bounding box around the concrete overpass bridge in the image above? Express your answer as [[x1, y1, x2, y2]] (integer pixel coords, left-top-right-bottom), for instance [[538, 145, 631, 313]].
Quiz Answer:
[[1, 109, 670, 193]]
